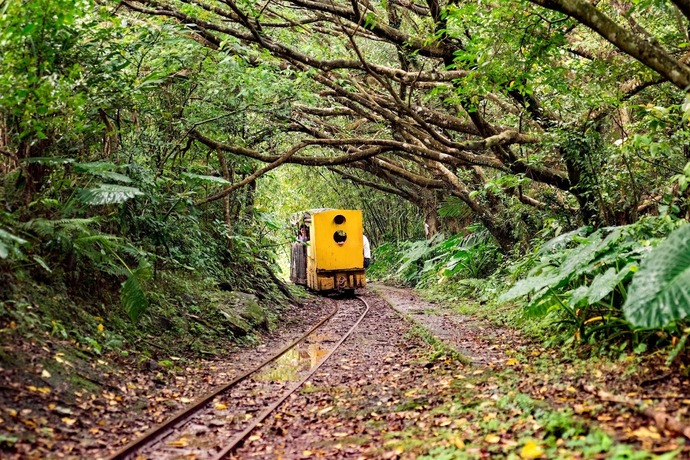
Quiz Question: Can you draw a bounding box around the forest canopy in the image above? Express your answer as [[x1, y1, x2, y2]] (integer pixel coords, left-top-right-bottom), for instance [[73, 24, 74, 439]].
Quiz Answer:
[[2, 0, 690, 328], [108, 0, 690, 248]]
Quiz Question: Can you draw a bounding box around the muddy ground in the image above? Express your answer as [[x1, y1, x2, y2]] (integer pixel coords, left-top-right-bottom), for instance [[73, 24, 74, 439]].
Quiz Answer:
[[1, 285, 689, 459]]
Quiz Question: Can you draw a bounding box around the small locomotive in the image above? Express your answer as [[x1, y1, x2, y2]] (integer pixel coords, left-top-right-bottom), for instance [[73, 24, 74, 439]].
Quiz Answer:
[[289, 209, 366, 294]]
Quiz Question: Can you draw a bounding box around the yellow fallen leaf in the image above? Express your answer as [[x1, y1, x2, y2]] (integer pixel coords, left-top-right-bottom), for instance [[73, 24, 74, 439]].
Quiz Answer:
[[62, 417, 77, 426], [215, 404, 228, 410], [303, 451, 313, 456], [97, 324, 104, 333], [450, 436, 465, 449], [41, 369, 51, 378], [168, 437, 189, 447], [318, 406, 334, 415], [484, 434, 501, 444], [248, 434, 261, 441], [631, 426, 661, 440], [506, 358, 519, 366], [38, 387, 51, 394], [520, 439, 544, 459], [333, 432, 349, 437], [178, 397, 192, 403]]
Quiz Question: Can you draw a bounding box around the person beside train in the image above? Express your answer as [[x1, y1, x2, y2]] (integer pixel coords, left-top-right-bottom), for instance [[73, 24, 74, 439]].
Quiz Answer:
[[297, 224, 310, 242], [363, 234, 371, 268]]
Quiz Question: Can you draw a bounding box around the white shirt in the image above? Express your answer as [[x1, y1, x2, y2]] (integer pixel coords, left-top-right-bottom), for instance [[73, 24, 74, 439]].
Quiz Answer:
[[363, 235, 371, 258]]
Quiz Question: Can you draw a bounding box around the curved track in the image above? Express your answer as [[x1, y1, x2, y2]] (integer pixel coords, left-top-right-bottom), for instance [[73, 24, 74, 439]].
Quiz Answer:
[[107, 295, 370, 460]]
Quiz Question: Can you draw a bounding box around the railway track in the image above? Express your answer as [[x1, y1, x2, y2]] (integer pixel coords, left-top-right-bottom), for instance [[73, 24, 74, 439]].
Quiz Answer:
[[107, 295, 370, 460]]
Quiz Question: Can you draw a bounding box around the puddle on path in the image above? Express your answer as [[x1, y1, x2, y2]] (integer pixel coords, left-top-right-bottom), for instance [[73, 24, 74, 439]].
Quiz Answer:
[[255, 339, 331, 382]]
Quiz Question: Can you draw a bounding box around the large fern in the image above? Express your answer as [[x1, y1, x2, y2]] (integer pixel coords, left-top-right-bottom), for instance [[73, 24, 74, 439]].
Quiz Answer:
[[21, 217, 153, 320]]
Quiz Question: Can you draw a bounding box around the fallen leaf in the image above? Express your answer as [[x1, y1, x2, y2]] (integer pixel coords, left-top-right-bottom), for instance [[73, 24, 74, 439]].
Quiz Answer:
[[631, 426, 661, 440], [450, 436, 465, 449], [61, 417, 77, 426], [506, 359, 519, 366], [520, 439, 544, 459], [484, 434, 501, 444], [41, 369, 51, 378], [215, 404, 228, 410], [169, 437, 189, 447], [97, 324, 104, 333], [318, 406, 334, 415]]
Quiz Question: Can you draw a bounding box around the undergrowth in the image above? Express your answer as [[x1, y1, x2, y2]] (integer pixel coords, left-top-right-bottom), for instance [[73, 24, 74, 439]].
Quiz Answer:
[[372, 215, 690, 359]]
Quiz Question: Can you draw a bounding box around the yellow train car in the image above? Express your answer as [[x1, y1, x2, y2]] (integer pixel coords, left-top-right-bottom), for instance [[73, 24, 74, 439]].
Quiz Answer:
[[290, 209, 366, 294]]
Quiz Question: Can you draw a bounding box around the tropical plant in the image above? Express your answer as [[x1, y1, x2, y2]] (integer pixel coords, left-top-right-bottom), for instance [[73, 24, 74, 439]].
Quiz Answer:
[[623, 223, 690, 329], [499, 217, 684, 344]]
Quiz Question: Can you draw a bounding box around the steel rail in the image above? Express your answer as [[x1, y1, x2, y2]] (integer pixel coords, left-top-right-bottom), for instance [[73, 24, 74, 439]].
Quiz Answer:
[[212, 295, 370, 459], [107, 301, 339, 460]]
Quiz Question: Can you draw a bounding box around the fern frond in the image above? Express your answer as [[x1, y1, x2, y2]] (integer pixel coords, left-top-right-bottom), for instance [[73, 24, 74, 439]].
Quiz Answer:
[[438, 196, 472, 219], [121, 259, 153, 322]]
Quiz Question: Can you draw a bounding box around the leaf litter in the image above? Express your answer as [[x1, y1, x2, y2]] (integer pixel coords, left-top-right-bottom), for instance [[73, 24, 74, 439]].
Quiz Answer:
[[1, 285, 689, 459]]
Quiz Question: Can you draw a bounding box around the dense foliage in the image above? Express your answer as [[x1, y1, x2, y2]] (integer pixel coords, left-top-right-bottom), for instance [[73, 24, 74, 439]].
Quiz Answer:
[[2, 0, 690, 356]]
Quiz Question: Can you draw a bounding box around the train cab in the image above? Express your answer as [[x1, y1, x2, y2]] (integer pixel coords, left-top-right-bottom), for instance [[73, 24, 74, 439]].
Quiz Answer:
[[290, 209, 366, 294]]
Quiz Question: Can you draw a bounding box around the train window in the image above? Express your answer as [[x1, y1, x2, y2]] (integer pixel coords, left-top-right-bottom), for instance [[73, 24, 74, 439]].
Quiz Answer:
[[333, 214, 346, 225], [334, 230, 347, 244]]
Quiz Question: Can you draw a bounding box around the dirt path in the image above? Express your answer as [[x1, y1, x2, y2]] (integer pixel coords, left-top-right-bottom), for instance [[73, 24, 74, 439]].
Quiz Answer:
[[230, 286, 689, 459], [2, 286, 688, 459], [370, 284, 524, 366]]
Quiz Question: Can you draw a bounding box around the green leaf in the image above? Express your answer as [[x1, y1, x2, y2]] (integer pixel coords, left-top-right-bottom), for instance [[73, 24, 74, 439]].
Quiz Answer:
[[77, 184, 144, 205], [181, 172, 231, 184], [587, 263, 635, 304], [623, 224, 690, 328], [121, 259, 152, 322], [0, 227, 28, 245], [499, 271, 558, 302], [22, 157, 75, 165], [75, 162, 132, 183], [32, 255, 52, 272]]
